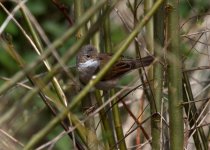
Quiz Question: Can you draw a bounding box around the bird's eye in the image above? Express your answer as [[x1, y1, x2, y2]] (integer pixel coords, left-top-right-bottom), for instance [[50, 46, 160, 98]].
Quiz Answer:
[[86, 55, 90, 58]]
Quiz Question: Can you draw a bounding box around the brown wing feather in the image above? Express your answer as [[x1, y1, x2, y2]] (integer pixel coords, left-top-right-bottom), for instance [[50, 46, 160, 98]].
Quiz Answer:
[[97, 53, 131, 80], [96, 53, 154, 81], [101, 60, 135, 81]]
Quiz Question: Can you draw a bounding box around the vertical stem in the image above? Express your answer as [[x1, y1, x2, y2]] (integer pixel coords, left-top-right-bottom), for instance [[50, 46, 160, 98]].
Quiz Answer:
[[74, 0, 85, 39], [167, 1, 184, 149], [144, 0, 154, 55], [74, 1, 97, 149], [144, 0, 154, 86], [103, 2, 127, 149], [90, 0, 111, 149], [103, 0, 115, 147], [103, 1, 112, 52], [135, 0, 154, 144], [152, 1, 165, 149], [91, 0, 100, 51], [112, 90, 127, 150], [95, 91, 115, 148], [144, 1, 164, 148]]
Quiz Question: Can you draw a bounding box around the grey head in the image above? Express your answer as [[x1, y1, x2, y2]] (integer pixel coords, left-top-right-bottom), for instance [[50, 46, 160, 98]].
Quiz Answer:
[[76, 45, 98, 65], [76, 45, 100, 84]]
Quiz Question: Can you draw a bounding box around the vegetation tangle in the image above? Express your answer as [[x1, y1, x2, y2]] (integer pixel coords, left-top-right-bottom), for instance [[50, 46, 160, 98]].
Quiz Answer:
[[0, 0, 209, 150]]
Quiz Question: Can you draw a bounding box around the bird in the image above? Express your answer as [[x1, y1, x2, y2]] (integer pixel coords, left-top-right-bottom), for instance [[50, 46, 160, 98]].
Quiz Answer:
[[76, 45, 154, 90]]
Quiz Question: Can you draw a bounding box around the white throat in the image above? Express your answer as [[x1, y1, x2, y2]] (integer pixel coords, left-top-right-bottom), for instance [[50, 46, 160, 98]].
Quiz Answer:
[[78, 59, 100, 84], [78, 59, 99, 68]]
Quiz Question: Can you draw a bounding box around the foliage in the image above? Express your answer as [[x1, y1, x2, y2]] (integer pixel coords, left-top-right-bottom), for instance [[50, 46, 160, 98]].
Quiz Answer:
[[0, 0, 209, 150]]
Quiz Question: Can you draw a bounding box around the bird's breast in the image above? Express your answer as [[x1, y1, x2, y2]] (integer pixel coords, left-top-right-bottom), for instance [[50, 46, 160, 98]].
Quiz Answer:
[[77, 59, 100, 83]]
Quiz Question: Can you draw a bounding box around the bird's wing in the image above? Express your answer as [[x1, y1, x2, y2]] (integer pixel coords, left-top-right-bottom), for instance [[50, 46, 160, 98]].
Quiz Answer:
[[95, 53, 154, 81], [96, 53, 134, 81]]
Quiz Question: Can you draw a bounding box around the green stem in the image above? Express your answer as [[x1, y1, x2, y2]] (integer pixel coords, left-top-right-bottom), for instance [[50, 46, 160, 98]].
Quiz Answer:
[[90, 0, 100, 51], [112, 91, 127, 150], [167, 1, 184, 149], [101, 2, 117, 147], [152, 0, 165, 149], [74, 0, 98, 149], [95, 91, 114, 149]]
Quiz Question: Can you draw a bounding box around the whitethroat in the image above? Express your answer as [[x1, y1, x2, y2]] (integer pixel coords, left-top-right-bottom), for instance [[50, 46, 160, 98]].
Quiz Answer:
[[76, 45, 154, 90]]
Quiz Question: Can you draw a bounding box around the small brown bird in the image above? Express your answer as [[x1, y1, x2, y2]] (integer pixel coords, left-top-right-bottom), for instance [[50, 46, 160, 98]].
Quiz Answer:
[[76, 45, 154, 90]]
